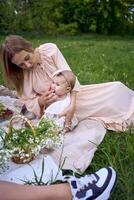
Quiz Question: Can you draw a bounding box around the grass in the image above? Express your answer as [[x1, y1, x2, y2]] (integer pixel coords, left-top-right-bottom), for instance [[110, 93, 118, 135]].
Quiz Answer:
[[0, 33, 134, 199]]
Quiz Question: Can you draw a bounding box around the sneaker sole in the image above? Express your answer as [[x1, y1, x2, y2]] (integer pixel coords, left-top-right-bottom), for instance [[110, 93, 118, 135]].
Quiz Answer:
[[96, 167, 117, 200]]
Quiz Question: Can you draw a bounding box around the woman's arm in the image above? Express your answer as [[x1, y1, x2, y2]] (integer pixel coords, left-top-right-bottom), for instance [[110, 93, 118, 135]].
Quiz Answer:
[[58, 91, 77, 131], [66, 91, 77, 128], [20, 68, 57, 117], [67, 90, 77, 118], [21, 90, 57, 118]]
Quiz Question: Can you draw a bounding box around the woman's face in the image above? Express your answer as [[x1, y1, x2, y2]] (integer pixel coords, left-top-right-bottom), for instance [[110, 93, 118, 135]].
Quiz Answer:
[[11, 50, 39, 69]]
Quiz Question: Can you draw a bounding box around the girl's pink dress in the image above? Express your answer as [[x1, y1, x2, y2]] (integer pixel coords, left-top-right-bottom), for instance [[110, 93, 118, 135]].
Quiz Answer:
[[21, 43, 134, 173]]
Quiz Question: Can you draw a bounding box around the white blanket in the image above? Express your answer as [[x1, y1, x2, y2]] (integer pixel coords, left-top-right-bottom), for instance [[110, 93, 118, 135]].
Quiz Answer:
[[0, 155, 62, 184], [0, 96, 23, 114]]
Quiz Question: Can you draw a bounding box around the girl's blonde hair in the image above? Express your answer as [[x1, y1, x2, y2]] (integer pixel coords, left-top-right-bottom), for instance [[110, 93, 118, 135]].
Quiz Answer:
[[53, 70, 76, 90]]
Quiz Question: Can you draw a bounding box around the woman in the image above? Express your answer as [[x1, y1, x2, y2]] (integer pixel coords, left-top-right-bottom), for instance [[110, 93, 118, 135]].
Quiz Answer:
[[1, 35, 134, 173], [0, 166, 116, 200]]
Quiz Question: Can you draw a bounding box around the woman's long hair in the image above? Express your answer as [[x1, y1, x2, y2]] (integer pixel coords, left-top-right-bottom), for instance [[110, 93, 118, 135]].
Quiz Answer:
[[1, 35, 34, 95]]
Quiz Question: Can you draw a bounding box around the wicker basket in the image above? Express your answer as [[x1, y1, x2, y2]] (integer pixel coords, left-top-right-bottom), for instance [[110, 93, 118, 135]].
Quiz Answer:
[[8, 114, 36, 164], [11, 153, 35, 164]]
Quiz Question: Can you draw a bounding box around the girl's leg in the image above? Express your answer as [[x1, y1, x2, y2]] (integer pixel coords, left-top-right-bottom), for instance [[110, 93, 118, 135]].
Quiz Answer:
[[0, 181, 72, 200]]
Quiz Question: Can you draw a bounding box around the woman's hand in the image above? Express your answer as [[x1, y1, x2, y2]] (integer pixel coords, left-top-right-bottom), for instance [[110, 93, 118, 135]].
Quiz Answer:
[[38, 90, 57, 109], [59, 105, 75, 125], [59, 105, 75, 132]]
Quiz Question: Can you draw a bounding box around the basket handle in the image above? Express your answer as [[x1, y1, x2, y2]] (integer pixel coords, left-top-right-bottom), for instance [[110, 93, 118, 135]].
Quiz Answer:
[[8, 114, 36, 135]]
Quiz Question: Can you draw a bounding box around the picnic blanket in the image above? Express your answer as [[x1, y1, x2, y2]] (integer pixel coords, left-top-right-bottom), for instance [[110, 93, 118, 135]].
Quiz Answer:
[[0, 85, 106, 174], [0, 155, 63, 184]]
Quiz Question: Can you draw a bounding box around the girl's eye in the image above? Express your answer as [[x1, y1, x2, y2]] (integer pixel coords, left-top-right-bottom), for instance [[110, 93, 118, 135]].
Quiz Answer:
[[25, 55, 30, 61]]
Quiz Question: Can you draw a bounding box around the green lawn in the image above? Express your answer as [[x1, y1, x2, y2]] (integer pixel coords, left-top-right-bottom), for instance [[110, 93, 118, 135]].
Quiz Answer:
[[0, 34, 134, 199]]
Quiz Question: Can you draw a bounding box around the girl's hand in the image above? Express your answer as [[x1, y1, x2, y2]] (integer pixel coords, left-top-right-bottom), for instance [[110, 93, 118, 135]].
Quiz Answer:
[[38, 90, 57, 108]]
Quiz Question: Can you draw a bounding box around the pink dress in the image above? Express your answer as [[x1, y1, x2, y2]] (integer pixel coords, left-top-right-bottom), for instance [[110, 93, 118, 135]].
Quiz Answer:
[[21, 43, 134, 173]]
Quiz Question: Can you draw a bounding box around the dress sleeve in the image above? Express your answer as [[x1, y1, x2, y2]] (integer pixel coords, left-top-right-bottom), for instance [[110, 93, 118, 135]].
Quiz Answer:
[[20, 71, 41, 117], [51, 44, 81, 92], [21, 94, 41, 117]]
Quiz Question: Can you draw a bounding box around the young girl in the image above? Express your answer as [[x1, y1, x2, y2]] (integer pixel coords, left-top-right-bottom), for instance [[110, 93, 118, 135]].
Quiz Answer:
[[43, 70, 78, 132]]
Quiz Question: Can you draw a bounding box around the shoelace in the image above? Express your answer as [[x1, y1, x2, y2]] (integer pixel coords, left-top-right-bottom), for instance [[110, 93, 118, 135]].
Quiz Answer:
[[77, 174, 97, 191]]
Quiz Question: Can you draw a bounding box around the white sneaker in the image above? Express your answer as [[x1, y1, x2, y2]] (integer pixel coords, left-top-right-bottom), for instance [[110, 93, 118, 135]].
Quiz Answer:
[[67, 167, 117, 200]]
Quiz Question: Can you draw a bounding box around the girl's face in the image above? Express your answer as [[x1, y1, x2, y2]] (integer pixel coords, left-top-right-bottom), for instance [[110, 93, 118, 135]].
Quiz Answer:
[[52, 75, 71, 97], [11, 50, 40, 69]]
